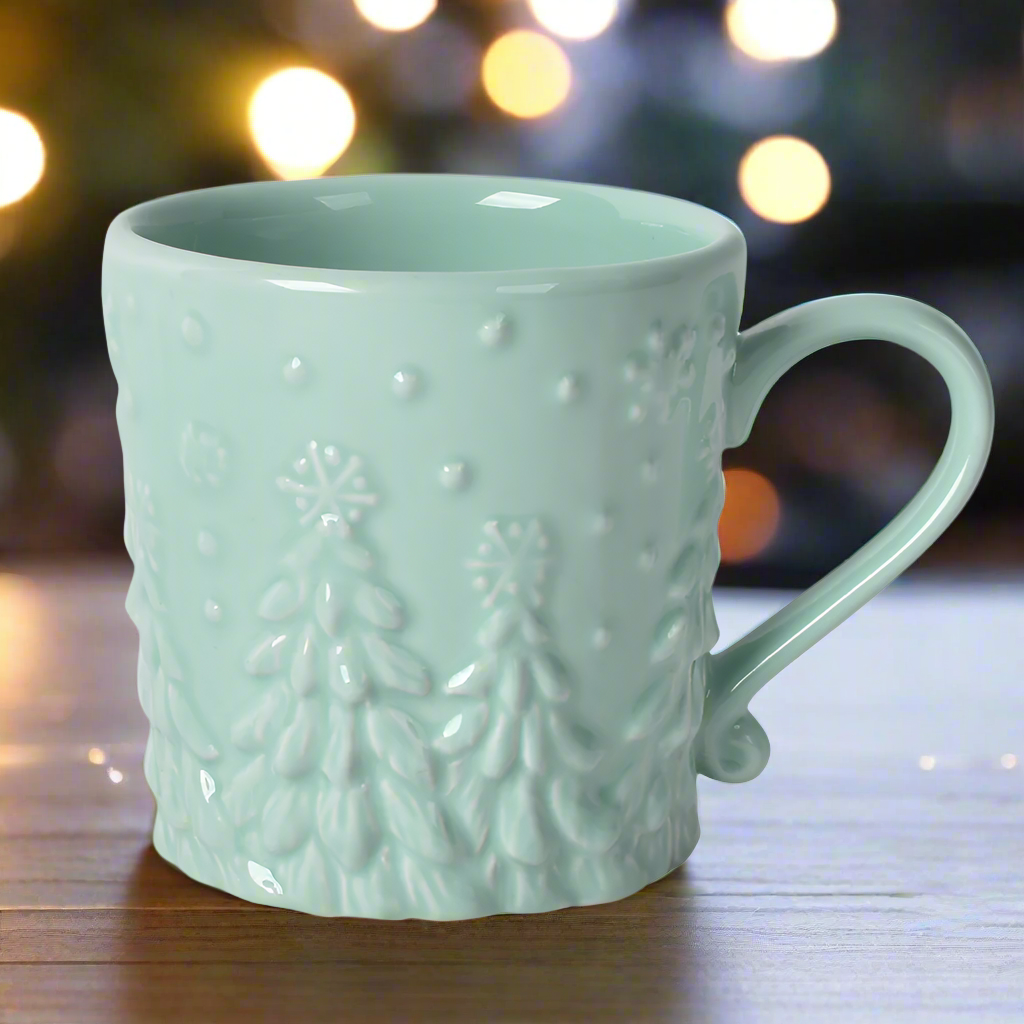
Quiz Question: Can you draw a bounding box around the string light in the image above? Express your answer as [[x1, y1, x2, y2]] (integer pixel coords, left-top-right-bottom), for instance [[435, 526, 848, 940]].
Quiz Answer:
[[718, 468, 781, 563], [0, 108, 45, 207], [482, 30, 572, 119], [725, 0, 838, 62], [739, 135, 831, 224], [527, 0, 619, 41], [353, 0, 437, 33], [248, 68, 356, 180]]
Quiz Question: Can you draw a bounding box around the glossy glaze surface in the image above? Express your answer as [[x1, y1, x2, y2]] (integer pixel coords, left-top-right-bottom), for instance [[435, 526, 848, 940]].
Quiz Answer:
[[104, 174, 993, 919]]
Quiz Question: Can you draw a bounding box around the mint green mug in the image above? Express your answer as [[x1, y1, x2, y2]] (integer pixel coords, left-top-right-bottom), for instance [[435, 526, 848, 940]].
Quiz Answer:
[[104, 175, 993, 919]]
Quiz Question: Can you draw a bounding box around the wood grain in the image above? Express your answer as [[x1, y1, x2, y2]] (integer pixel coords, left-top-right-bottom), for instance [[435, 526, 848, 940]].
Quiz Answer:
[[0, 568, 1021, 1023]]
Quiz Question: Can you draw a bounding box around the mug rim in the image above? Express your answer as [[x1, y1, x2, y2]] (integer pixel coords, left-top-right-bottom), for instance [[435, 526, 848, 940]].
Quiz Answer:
[[105, 174, 746, 296]]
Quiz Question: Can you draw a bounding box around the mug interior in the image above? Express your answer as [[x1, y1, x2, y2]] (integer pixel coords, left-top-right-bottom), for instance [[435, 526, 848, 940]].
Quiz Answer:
[[129, 175, 730, 273]]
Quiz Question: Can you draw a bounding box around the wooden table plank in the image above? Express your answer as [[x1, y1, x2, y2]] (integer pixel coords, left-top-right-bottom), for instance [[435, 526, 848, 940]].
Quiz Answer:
[[0, 567, 1021, 1023]]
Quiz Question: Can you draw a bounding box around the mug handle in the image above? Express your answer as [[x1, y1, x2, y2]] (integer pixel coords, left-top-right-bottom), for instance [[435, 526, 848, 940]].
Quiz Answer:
[[696, 293, 995, 783]]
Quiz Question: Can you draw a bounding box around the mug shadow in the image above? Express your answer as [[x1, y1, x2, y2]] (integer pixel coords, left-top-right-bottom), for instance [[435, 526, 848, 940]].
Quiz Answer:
[[115, 843, 716, 1024]]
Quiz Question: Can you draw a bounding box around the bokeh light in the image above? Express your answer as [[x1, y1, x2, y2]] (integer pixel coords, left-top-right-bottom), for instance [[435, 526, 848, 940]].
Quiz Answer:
[[0, 573, 44, 690], [482, 30, 572, 119], [739, 135, 831, 223], [87, 747, 108, 765], [353, 0, 437, 33], [718, 468, 782, 563], [527, 0, 619, 41], [0, 109, 45, 208], [248, 67, 356, 179], [725, 0, 838, 62]]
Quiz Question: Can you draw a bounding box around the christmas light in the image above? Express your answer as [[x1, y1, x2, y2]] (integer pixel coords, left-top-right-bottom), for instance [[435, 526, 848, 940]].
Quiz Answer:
[[353, 0, 437, 32], [739, 136, 831, 224], [248, 68, 356, 180], [725, 0, 837, 62], [527, 0, 619, 41], [0, 109, 45, 207], [482, 30, 572, 119]]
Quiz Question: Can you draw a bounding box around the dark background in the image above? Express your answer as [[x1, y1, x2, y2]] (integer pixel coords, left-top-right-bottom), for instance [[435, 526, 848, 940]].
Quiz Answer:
[[0, 0, 1020, 585]]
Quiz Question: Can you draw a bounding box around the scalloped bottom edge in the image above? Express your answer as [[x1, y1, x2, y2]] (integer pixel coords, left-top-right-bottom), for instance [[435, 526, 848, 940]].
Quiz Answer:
[[151, 809, 702, 921]]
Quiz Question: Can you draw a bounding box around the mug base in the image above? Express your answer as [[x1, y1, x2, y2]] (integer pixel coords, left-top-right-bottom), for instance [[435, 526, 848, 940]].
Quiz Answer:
[[151, 803, 701, 921]]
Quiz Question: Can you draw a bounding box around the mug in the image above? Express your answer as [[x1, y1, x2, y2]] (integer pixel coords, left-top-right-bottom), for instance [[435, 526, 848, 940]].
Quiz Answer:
[[103, 174, 993, 919]]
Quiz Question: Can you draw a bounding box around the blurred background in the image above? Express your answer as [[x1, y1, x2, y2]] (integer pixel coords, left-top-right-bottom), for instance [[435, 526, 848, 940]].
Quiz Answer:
[[0, 0, 1020, 586]]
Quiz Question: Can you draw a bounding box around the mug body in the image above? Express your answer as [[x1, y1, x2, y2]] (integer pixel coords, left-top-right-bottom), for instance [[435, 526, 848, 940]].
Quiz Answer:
[[103, 174, 746, 918]]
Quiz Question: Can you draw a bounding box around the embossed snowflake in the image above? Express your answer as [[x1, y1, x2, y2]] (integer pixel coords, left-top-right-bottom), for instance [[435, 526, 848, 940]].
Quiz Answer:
[[466, 518, 550, 609], [180, 422, 228, 486], [276, 440, 379, 529], [625, 321, 697, 425]]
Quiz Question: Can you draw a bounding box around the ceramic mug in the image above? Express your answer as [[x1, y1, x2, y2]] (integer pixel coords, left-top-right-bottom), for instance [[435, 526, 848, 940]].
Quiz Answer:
[[104, 175, 993, 919]]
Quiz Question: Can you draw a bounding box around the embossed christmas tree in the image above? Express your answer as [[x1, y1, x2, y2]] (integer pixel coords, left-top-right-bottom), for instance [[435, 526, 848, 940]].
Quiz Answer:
[[613, 540, 707, 879], [436, 518, 620, 912], [224, 440, 460, 915], [124, 469, 231, 883]]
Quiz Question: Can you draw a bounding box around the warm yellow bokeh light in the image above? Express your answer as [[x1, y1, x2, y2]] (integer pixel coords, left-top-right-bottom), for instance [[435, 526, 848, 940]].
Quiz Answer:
[[0, 108, 45, 208], [482, 30, 572, 119], [718, 469, 781, 563], [527, 0, 619, 41], [353, 0, 437, 32], [0, 573, 45, 688], [248, 68, 356, 180], [738, 135, 831, 224], [725, 0, 837, 62], [88, 747, 108, 765]]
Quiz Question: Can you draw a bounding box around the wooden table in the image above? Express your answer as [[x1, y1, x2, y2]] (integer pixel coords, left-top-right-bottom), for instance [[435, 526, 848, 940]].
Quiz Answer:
[[0, 568, 1021, 1023]]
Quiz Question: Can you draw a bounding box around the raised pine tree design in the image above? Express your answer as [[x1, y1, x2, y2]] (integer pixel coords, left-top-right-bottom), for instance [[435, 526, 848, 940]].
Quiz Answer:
[[614, 540, 708, 880], [124, 470, 231, 885], [437, 518, 620, 912], [223, 440, 464, 917]]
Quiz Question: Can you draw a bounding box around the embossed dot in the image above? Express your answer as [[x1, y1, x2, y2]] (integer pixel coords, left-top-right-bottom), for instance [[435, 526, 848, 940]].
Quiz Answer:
[[181, 314, 205, 349], [324, 445, 341, 466], [478, 313, 511, 347], [392, 368, 421, 399], [296, 497, 309, 511], [283, 355, 306, 384], [348, 508, 362, 522], [294, 456, 310, 475], [592, 627, 611, 650], [478, 543, 492, 555], [624, 359, 640, 383], [439, 462, 470, 490], [353, 476, 367, 491], [641, 459, 658, 483], [593, 510, 614, 535], [204, 599, 223, 623], [537, 536, 550, 551], [508, 522, 523, 539], [473, 575, 488, 591], [639, 544, 658, 571], [197, 530, 217, 557], [647, 323, 667, 355], [200, 769, 216, 802], [556, 374, 581, 404], [628, 403, 646, 424], [123, 292, 136, 314]]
